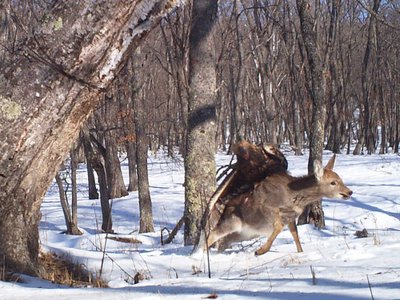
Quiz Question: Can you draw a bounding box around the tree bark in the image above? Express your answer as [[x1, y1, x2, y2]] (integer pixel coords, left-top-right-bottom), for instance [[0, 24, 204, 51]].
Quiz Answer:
[[81, 129, 113, 233], [296, 0, 326, 228], [103, 94, 129, 199], [86, 161, 99, 200], [69, 148, 82, 235], [0, 0, 182, 274], [127, 141, 139, 192], [55, 173, 73, 234], [184, 0, 218, 246], [353, 0, 381, 155], [134, 84, 154, 233]]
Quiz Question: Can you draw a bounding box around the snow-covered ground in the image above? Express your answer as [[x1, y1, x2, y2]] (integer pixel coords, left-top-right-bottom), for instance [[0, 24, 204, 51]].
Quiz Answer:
[[1, 149, 399, 299]]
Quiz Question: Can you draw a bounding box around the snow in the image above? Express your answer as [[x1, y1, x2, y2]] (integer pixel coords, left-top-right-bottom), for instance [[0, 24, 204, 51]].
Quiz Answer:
[[1, 150, 399, 299]]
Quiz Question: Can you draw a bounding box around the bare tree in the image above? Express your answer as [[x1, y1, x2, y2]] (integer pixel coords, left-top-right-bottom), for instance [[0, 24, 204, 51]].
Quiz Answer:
[[184, 0, 218, 245], [131, 56, 155, 233], [55, 150, 82, 236], [81, 127, 113, 233], [296, 0, 326, 228], [353, 0, 381, 155]]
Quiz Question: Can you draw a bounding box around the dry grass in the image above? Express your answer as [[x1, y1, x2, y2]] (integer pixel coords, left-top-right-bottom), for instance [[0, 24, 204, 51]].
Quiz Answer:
[[0, 266, 24, 283], [39, 252, 108, 287], [107, 236, 142, 244]]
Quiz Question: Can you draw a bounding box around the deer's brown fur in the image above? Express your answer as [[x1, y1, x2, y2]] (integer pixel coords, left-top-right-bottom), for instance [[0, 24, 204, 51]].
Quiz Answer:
[[202, 141, 288, 250], [202, 155, 353, 255]]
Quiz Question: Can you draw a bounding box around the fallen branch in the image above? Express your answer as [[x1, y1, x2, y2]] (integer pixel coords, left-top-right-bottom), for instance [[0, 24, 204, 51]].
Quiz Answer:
[[161, 215, 186, 245]]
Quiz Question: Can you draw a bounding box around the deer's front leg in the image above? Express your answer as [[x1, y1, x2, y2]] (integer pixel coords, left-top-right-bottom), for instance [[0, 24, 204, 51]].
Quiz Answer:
[[288, 220, 303, 252], [255, 221, 284, 256]]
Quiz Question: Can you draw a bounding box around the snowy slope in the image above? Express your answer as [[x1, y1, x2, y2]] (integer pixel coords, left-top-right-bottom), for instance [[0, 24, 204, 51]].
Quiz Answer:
[[1, 150, 399, 299]]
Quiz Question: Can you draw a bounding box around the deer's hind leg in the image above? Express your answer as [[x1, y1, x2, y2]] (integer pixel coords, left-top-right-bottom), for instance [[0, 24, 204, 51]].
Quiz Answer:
[[288, 221, 303, 252], [255, 220, 284, 256], [206, 213, 243, 250]]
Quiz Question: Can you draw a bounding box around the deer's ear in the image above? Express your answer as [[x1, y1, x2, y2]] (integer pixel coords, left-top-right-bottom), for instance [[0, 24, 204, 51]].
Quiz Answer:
[[314, 160, 324, 181], [325, 154, 336, 170]]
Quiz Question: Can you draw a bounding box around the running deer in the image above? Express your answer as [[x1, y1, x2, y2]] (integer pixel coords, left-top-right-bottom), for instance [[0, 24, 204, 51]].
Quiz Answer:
[[200, 155, 353, 255]]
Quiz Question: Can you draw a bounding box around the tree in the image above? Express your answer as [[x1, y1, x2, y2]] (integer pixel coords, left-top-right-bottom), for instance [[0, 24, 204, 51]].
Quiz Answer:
[[296, 0, 326, 228], [0, 0, 183, 275], [131, 55, 155, 233], [81, 127, 113, 233], [55, 146, 82, 236], [353, 0, 381, 155], [102, 94, 129, 199], [184, 0, 218, 245]]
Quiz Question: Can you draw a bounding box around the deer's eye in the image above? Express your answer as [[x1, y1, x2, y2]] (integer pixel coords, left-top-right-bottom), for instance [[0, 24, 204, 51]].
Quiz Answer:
[[330, 181, 337, 186]]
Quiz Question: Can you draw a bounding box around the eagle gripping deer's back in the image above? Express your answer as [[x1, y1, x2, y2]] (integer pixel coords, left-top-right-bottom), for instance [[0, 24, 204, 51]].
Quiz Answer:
[[196, 141, 353, 256]]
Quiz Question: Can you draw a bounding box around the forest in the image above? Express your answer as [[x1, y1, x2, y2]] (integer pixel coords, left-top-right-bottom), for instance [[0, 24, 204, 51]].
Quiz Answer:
[[0, 0, 399, 293]]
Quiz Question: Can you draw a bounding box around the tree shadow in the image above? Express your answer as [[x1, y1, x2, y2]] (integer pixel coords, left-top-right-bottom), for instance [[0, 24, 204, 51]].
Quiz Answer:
[[328, 197, 400, 221]]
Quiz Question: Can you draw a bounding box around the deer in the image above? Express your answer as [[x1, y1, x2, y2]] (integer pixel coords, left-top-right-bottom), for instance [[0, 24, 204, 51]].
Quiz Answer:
[[198, 154, 353, 255]]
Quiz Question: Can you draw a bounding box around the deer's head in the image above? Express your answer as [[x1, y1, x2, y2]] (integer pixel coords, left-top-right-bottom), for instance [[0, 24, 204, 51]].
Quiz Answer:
[[314, 155, 353, 200]]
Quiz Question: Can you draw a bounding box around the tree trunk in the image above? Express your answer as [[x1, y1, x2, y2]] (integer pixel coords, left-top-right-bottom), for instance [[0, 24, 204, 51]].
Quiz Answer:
[[118, 71, 138, 192], [0, 0, 180, 274], [184, 0, 218, 246], [127, 141, 139, 192], [55, 173, 73, 234], [81, 129, 113, 233], [296, 0, 326, 228], [103, 94, 129, 199], [353, 0, 381, 155], [86, 161, 99, 200], [134, 86, 154, 233], [69, 148, 82, 235], [55, 169, 82, 235], [104, 129, 128, 199]]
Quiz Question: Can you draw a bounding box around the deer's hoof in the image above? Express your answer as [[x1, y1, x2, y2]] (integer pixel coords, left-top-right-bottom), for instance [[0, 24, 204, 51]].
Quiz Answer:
[[255, 249, 265, 256]]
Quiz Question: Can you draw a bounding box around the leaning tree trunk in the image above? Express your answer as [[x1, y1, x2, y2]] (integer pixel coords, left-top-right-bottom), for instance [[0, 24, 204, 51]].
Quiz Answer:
[[296, 0, 326, 229], [184, 0, 218, 246], [0, 0, 183, 275]]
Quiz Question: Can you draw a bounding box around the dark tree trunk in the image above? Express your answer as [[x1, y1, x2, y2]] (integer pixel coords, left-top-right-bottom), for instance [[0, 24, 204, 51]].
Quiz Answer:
[[126, 141, 139, 192], [81, 124, 100, 199], [96, 162, 113, 233], [81, 129, 113, 233], [296, 0, 326, 229], [104, 129, 128, 199], [55, 173, 72, 235], [118, 71, 138, 192], [184, 0, 218, 246], [69, 148, 82, 235], [133, 89, 154, 233], [86, 161, 99, 199], [103, 95, 129, 199], [353, 0, 381, 155], [55, 171, 82, 235]]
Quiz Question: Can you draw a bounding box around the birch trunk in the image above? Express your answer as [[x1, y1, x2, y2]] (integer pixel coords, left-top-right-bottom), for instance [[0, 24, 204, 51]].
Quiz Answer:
[[0, 0, 183, 274]]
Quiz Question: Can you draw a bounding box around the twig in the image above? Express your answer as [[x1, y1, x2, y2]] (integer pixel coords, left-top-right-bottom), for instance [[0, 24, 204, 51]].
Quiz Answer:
[[367, 274, 375, 300], [310, 265, 316, 285], [206, 230, 211, 279], [85, 234, 136, 283]]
